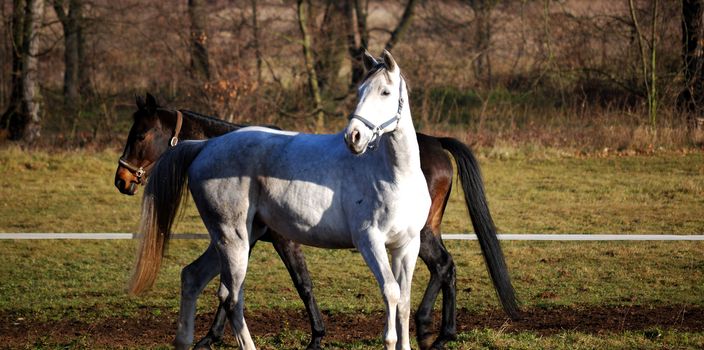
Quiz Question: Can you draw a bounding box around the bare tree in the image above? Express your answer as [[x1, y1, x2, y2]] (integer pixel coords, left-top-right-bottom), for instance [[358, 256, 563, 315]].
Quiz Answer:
[[346, 0, 417, 88], [1, 2, 10, 108], [468, 0, 494, 87], [189, 0, 210, 80], [52, 0, 86, 108], [250, 0, 262, 86], [384, 0, 418, 51], [345, 0, 368, 88], [297, 0, 324, 130], [629, 0, 659, 128], [680, 0, 704, 119], [315, 0, 349, 93], [1, 0, 44, 143]]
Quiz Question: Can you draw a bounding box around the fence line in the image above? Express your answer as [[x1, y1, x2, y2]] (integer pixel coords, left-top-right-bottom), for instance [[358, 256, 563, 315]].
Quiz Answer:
[[1, 233, 702, 241]]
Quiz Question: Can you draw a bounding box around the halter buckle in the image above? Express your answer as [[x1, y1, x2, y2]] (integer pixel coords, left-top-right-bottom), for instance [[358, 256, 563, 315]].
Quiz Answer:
[[119, 158, 147, 180]]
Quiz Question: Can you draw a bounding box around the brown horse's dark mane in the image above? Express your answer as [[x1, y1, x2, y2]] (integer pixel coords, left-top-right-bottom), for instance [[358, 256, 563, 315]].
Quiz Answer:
[[178, 109, 247, 130]]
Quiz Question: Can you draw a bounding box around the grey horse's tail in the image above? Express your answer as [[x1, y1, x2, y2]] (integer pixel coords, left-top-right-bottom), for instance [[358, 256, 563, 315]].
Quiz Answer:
[[437, 137, 521, 320], [128, 140, 207, 295]]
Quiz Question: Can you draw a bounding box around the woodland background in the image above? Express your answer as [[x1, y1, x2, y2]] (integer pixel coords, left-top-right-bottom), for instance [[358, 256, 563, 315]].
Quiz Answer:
[[2, 0, 704, 152]]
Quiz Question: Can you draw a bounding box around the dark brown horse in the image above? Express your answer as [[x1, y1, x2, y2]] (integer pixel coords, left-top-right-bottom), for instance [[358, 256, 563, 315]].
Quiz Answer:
[[116, 93, 519, 350]]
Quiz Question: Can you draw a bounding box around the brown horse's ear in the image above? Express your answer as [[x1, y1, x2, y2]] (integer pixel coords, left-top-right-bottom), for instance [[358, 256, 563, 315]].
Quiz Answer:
[[136, 95, 146, 110], [362, 49, 378, 71], [382, 49, 397, 72], [145, 93, 158, 115]]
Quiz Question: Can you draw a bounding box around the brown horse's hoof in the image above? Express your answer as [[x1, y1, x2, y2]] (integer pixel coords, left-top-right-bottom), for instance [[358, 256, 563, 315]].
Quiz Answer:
[[418, 334, 436, 350], [193, 336, 218, 350]]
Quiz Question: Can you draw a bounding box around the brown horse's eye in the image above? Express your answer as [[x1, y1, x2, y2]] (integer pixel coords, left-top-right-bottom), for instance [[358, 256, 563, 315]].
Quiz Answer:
[[136, 133, 146, 141]]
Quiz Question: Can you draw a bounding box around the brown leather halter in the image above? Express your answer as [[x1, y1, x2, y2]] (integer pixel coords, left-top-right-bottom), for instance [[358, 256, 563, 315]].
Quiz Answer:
[[118, 110, 183, 182]]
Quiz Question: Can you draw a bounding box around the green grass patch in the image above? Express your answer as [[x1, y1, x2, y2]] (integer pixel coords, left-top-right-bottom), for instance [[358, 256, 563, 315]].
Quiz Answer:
[[1, 147, 702, 235], [1, 240, 703, 319], [0, 147, 703, 348], [448, 329, 704, 350]]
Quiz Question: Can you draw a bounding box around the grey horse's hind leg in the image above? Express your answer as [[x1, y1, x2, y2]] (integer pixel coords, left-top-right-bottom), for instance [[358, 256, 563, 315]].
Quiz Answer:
[[269, 233, 326, 350], [217, 226, 256, 349], [174, 243, 221, 350], [193, 232, 326, 349]]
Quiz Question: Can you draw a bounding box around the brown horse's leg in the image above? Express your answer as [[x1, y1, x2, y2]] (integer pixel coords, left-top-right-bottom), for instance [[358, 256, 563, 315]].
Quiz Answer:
[[192, 301, 228, 349], [415, 196, 457, 350], [269, 233, 326, 350], [416, 228, 456, 350], [415, 141, 457, 349]]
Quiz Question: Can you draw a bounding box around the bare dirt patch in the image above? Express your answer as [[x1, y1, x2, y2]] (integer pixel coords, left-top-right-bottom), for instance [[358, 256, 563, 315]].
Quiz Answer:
[[1, 305, 702, 348]]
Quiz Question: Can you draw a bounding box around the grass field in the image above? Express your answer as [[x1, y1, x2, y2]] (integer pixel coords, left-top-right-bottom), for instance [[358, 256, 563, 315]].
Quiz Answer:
[[0, 146, 703, 349]]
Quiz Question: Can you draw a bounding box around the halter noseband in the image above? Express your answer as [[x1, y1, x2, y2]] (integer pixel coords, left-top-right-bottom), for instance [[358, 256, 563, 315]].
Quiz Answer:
[[348, 76, 405, 150], [118, 110, 183, 181]]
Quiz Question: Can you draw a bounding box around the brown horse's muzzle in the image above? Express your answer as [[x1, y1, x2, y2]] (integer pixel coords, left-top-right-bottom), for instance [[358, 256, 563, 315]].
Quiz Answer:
[[115, 166, 139, 195]]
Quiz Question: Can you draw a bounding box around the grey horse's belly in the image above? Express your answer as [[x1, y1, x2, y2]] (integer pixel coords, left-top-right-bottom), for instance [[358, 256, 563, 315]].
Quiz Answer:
[[257, 180, 354, 249]]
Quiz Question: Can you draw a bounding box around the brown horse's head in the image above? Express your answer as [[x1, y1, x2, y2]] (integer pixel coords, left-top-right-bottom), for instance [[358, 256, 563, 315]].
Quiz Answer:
[[114, 93, 175, 195]]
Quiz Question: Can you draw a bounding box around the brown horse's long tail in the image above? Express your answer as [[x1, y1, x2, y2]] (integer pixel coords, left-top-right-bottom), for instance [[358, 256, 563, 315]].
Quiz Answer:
[[128, 140, 207, 296], [437, 137, 522, 320]]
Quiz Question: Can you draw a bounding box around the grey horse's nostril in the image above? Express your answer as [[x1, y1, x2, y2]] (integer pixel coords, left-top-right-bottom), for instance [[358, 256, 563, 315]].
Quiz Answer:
[[352, 130, 361, 144]]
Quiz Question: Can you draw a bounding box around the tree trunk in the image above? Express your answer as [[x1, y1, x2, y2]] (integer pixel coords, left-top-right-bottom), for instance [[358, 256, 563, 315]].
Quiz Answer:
[[469, 0, 493, 88], [628, 0, 658, 128], [188, 0, 210, 80], [680, 0, 704, 118], [0, 3, 9, 108], [297, 0, 325, 130], [315, 1, 348, 93], [346, 0, 368, 88], [347, 0, 416, 88], [77, 13, 89, 96], [384, 0, 418, 51], [250, 0, 262, 86], [3, 0, 25, 129], [21, 0, 44, 143], [1, 0, 44, 143], [52, 0, 82, 108]]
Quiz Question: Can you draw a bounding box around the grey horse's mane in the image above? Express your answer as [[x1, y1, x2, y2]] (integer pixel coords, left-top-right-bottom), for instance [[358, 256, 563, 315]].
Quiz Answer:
[[362, 61, 411, 92]]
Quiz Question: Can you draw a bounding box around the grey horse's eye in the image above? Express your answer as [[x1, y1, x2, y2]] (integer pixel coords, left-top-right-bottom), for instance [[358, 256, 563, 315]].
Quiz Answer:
[[381, 89, 391, 96]]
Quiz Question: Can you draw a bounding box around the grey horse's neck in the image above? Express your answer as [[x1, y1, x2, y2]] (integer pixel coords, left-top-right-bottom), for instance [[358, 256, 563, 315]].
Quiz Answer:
[[383, 108, 421, 178]]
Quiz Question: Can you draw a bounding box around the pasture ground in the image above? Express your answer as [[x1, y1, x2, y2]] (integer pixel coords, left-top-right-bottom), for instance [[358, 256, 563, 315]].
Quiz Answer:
[[0, 147, 703, 349]]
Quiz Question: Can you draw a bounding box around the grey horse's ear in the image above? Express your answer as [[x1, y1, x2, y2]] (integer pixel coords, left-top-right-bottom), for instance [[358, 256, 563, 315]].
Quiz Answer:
[[362, 49, 378, 71], [382, 49, 397, 72]]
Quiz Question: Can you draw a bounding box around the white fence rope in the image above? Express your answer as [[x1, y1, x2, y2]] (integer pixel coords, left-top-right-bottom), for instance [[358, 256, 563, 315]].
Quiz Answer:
[[0, 233, 702, 241]]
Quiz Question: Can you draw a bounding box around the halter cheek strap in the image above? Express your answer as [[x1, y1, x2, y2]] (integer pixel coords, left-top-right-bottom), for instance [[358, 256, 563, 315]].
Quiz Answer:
[[118, 157, 152, 179], [118, 110, 183, 181], [349, 77, 405, 150]]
